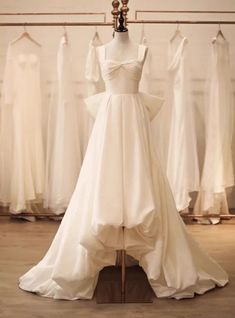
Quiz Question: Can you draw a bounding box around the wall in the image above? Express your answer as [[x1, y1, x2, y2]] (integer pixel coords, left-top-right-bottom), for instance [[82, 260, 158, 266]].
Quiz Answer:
[[0, 0, 235, 207]]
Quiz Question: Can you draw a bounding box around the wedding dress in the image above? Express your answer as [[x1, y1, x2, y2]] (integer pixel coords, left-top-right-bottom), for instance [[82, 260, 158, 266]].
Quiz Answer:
[[0, 36, 44, 213], [85, 31, 104, 96], [139, 26, 152, 93], [77, 31, 105, 156], [44, 34, 82, 215], [194, 33, 234, 216], [154, 36, 199, 211], [19, 42, 228, 300]]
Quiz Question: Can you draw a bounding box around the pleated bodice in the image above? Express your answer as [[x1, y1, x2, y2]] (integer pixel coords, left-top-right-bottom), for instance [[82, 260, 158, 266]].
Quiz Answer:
[[97, 44, 146, 94]]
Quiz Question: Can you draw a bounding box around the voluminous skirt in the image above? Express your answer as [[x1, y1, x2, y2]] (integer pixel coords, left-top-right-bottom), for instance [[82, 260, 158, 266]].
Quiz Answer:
[[19, 93, 228, 300]]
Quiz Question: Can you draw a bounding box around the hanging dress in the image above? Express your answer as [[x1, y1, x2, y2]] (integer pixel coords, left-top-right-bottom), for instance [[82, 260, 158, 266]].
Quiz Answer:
[[194, 33, 234, 216], [0, 36, 45, 213], [139, 26, 152, 93], [165, 37, 199, 211], [85, 32, 104, 96], [19, 43, 228, 300], [78, 32, 105, 156], [44, 34, 82, 215]]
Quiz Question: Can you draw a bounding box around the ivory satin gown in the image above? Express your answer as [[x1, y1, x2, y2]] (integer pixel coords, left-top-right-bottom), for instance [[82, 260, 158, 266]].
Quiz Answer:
[[165, 37, 199, 211], [44, 35, 82, 215], [194, 33, 234, 216], [0, 37, 44, 213], [19, 43, 228, 300], [153, 36, 199, 212]]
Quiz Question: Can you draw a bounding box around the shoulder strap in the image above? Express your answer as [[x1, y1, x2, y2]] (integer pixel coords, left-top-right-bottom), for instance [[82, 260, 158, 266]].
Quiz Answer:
[[96, 45, 106, 62], [138, 44, 148, 62]]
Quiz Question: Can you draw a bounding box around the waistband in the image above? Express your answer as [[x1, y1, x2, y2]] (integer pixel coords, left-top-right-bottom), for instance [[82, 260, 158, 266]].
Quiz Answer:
[[105, 91, 139, 95], [84, 91, 165, 121]]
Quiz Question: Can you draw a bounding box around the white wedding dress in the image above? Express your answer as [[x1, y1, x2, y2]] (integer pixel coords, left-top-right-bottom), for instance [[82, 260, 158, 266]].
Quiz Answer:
[[0, 36, 44, 213], [194, 33, 234, 216], [19, 43, 228, 300], [154, 36, 199, 211], [44, 34, 82, 214], [85, 32, 104, 96]]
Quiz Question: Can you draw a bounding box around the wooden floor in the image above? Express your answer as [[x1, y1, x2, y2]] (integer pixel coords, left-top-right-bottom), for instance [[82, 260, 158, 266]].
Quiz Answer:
[[0, 217, 235, 318]]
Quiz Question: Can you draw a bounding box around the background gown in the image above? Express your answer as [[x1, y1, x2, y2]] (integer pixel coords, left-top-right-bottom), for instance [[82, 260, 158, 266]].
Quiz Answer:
[[194, 33, 234, 216], [0, 36, 44, 213], [154, 36, 199, 212], [44, 34, 82, 215]]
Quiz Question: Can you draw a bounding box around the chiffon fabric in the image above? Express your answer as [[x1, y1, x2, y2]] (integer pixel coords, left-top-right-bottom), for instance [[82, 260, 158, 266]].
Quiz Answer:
[[44, 34, 82, 215], [85, 32, 104, 96], [194, 33, 234, 216], [0, 36, 44, 213], [76, 31, 105, 156], [154, 37, 199, 211], [139, 26, 152, 93], [19, 43, 228, 300]]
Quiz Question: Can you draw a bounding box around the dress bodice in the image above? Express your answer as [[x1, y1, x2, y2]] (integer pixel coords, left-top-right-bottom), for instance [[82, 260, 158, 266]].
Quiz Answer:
[[96, 44, 147, 94]]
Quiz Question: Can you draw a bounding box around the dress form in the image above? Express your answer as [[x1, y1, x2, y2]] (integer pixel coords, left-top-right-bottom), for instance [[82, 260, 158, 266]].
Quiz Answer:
[[105, 31, 147, 62]]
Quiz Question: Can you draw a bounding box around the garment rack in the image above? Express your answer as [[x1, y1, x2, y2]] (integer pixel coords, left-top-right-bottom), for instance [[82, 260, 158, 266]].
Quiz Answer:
[[1, 20, 235, 26], [0, 9, 235, 26], [0, 12, 107, 21], [134, 9, 235, 24]]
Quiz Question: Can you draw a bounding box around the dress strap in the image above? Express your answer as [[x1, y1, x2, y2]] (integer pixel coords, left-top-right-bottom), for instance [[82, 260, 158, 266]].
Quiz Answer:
[[96, 45, 106, 62], [138, 44, 148, 63]]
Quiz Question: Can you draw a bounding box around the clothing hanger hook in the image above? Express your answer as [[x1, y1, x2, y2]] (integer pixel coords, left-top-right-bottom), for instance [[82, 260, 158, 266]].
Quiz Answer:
[[142, 23, 145, 32], [23, 23, 27, 32], [140, 23, 146, 44], [63, 23, 68, 43], [177, 21, 180, 31]]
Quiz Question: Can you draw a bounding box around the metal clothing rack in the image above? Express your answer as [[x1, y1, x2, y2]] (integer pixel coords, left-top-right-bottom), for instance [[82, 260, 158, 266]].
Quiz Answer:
[[0, 11, 110, 26], [0, 21, 235, 26], [134, 9, 235, 24], [0, 10, 235, 26], [0, 12, 107, 17]]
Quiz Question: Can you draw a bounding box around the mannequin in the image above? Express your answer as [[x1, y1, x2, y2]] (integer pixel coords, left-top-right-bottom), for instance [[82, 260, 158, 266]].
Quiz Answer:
[[101, 19, 147, 269], [105, 12, 147, 62], [105, 32, 140, 61]]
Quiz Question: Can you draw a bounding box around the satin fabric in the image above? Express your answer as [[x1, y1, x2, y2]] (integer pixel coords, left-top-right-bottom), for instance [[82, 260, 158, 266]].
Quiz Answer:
[[153, 37, 199, 211], [194, 33, 234, 215], [44, 35, 82, 215], [0, 36, 44, 213]]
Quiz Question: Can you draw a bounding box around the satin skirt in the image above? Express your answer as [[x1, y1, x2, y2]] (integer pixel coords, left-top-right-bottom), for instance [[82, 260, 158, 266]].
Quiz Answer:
[[19, 93, 228, 300]]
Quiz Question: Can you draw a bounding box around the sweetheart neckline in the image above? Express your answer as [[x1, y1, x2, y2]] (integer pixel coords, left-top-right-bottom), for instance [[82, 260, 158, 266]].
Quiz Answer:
[[102, 58, 142, 64]]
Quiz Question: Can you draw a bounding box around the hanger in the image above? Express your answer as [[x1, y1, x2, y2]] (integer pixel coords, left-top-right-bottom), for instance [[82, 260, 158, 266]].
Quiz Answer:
[[11, 23, 41, 47], [92, 26, 102, 46], [92, 26, 100, 41], [212, 23, 226, 43], [140, 23, 147, 45], [63, 23, 68, 44], [170, 22, 184, 43], [216, 23, 226, 39]]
